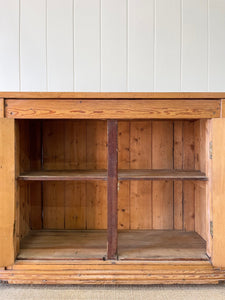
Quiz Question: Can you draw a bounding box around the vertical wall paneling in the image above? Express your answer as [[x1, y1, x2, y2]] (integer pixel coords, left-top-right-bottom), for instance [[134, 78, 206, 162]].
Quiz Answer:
[[47, 0, 74, 91], [209, 0, 225, 91], [182, 0, 208, 91], [128, 0, 154, 91], [155, 0, 181, 91], [20, 0, 46, 91], [101, 0, 127, 91], [0, 0, 19, 91], [74, 0, 100, 91]]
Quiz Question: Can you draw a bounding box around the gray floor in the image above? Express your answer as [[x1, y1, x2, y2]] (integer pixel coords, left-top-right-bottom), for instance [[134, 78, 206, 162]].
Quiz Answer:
[[0, 284, 225, 300]]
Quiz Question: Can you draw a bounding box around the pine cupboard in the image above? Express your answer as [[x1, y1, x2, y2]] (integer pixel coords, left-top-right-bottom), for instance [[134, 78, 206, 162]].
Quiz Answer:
[[0, 92, 225, 284]]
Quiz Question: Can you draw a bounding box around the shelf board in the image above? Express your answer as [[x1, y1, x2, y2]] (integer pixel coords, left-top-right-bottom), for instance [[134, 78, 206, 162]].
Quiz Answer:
[[18, 169, 207, 181], [118, 169, 208, 181], [18, 170, 107, 181]]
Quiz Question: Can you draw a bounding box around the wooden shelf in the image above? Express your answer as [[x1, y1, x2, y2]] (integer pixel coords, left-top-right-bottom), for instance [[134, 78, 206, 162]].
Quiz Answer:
[[18, 169, 208, 181], [118, 169, 208, 181], [18, 170, 107, 181]]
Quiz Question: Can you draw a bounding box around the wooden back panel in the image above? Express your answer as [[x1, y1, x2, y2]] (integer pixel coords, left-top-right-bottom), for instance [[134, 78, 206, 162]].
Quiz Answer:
[[17, 120, 208, 238]]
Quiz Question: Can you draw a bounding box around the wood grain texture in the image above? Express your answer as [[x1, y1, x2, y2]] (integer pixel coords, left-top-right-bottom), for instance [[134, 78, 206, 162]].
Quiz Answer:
[[86, 121, 107, 230], [1, 260, 224, 285], [118, 121, 130, 230], [212, 118, 225, 267], [42, 120, 65, 229], [152, 121, 173, 229], [183, 121, 195, 231], [1, 92, 225, 98], [0, 98, 4, 118], [173, 121, 183, 230], [18, 170, 107, 181], [107, 120, 118, 259], [0, 119, 15, 267], [5, 99, 221, 119], [130, 121, 152, 229], [118, 230, 207, 260]]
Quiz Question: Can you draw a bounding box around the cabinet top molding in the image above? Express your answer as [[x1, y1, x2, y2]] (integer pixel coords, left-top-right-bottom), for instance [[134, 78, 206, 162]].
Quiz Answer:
[[1, 92, 225, 99]]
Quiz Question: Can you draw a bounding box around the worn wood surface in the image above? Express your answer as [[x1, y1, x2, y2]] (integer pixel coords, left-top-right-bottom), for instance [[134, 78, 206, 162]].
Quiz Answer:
[[212, 119, 225, 267], [118, 230, 207, 260], [0, 98, 4, 118], [152, 121, 173, 229], [107, 120, 118, 259], [17, 230, 107, 260], [2, 91, 225, 98], [16, 230, 206, 261], [18, 170, 107, 181], [5, 99, 221, 119], [1, 259, 224, 284], [0, 119, 15, 267]]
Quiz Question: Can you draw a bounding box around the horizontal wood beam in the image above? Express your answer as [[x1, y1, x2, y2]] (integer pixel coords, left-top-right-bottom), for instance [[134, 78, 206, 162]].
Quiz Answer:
[[1, 92, 225, 99], [5, 99, 221, 119]]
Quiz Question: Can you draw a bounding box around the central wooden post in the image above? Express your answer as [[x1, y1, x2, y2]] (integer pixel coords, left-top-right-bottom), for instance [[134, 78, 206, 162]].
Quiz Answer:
[[107, 120, 118, 260]]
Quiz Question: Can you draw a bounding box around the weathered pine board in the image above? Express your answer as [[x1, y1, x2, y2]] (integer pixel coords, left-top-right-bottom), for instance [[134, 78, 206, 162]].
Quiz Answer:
[[152, 121, 173, 229], [0, 119, 15, 267], [212, 118, 225, 267], [5, 99, 221, 119], [2, 91, 225, 98]]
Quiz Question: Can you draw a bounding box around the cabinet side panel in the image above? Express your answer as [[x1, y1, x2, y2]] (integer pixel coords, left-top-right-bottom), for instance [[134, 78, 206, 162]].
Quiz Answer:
[[212, 118, 225, 267], [194, 120, 207, 241], [0, 119, 15, 267]]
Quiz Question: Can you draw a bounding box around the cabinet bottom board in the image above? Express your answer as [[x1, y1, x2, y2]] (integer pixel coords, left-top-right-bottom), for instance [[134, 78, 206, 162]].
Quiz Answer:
[[17, 229, 207, 261]]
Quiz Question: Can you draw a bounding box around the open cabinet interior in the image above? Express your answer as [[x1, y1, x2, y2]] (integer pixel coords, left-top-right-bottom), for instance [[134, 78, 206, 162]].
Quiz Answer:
[[15, 119, 211, 261]]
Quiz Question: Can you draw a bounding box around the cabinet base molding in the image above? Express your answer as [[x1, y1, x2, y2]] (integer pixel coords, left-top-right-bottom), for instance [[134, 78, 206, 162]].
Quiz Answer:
[[0, 260, 225, 285]]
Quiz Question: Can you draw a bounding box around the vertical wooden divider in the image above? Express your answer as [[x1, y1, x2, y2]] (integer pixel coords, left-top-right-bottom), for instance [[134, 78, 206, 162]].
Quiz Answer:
[[107, 120, 118, 260]]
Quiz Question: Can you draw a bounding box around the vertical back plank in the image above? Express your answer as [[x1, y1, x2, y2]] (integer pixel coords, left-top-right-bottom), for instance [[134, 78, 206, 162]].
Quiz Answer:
[[0, 119, 15, 267], [173, 121, 183, 230], [74, 0, 100, 91], [20, 0, 46, 91], [155, 0, 181, 91], [43, 120, 65, 229], [183, 121, 195, 231], [128, 0, 154, 91], [182, 0, 208, 90], [101, 0, 127, 91], [107, 120, 118, 260], [47, 0, 73, 91], [0, 0, 19, 91], [209, 0, 225, 91], [212, 118, 225, 267], [64, 120, 87, 229], [130, 121, 152, 229], [152, 121, 173, 229], [86, 121, 107, 229], [118, 121, 130, 230]]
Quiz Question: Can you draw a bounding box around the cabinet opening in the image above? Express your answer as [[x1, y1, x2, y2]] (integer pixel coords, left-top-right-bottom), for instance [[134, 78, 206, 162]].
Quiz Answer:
[[15, 119, 211, 261], [117, 120, 210, 260], [16, 120, 108, 260]]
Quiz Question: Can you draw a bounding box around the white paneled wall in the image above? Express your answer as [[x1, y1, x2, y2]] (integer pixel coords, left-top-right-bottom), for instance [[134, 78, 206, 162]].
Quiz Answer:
[[0, 0, 225, 92]]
